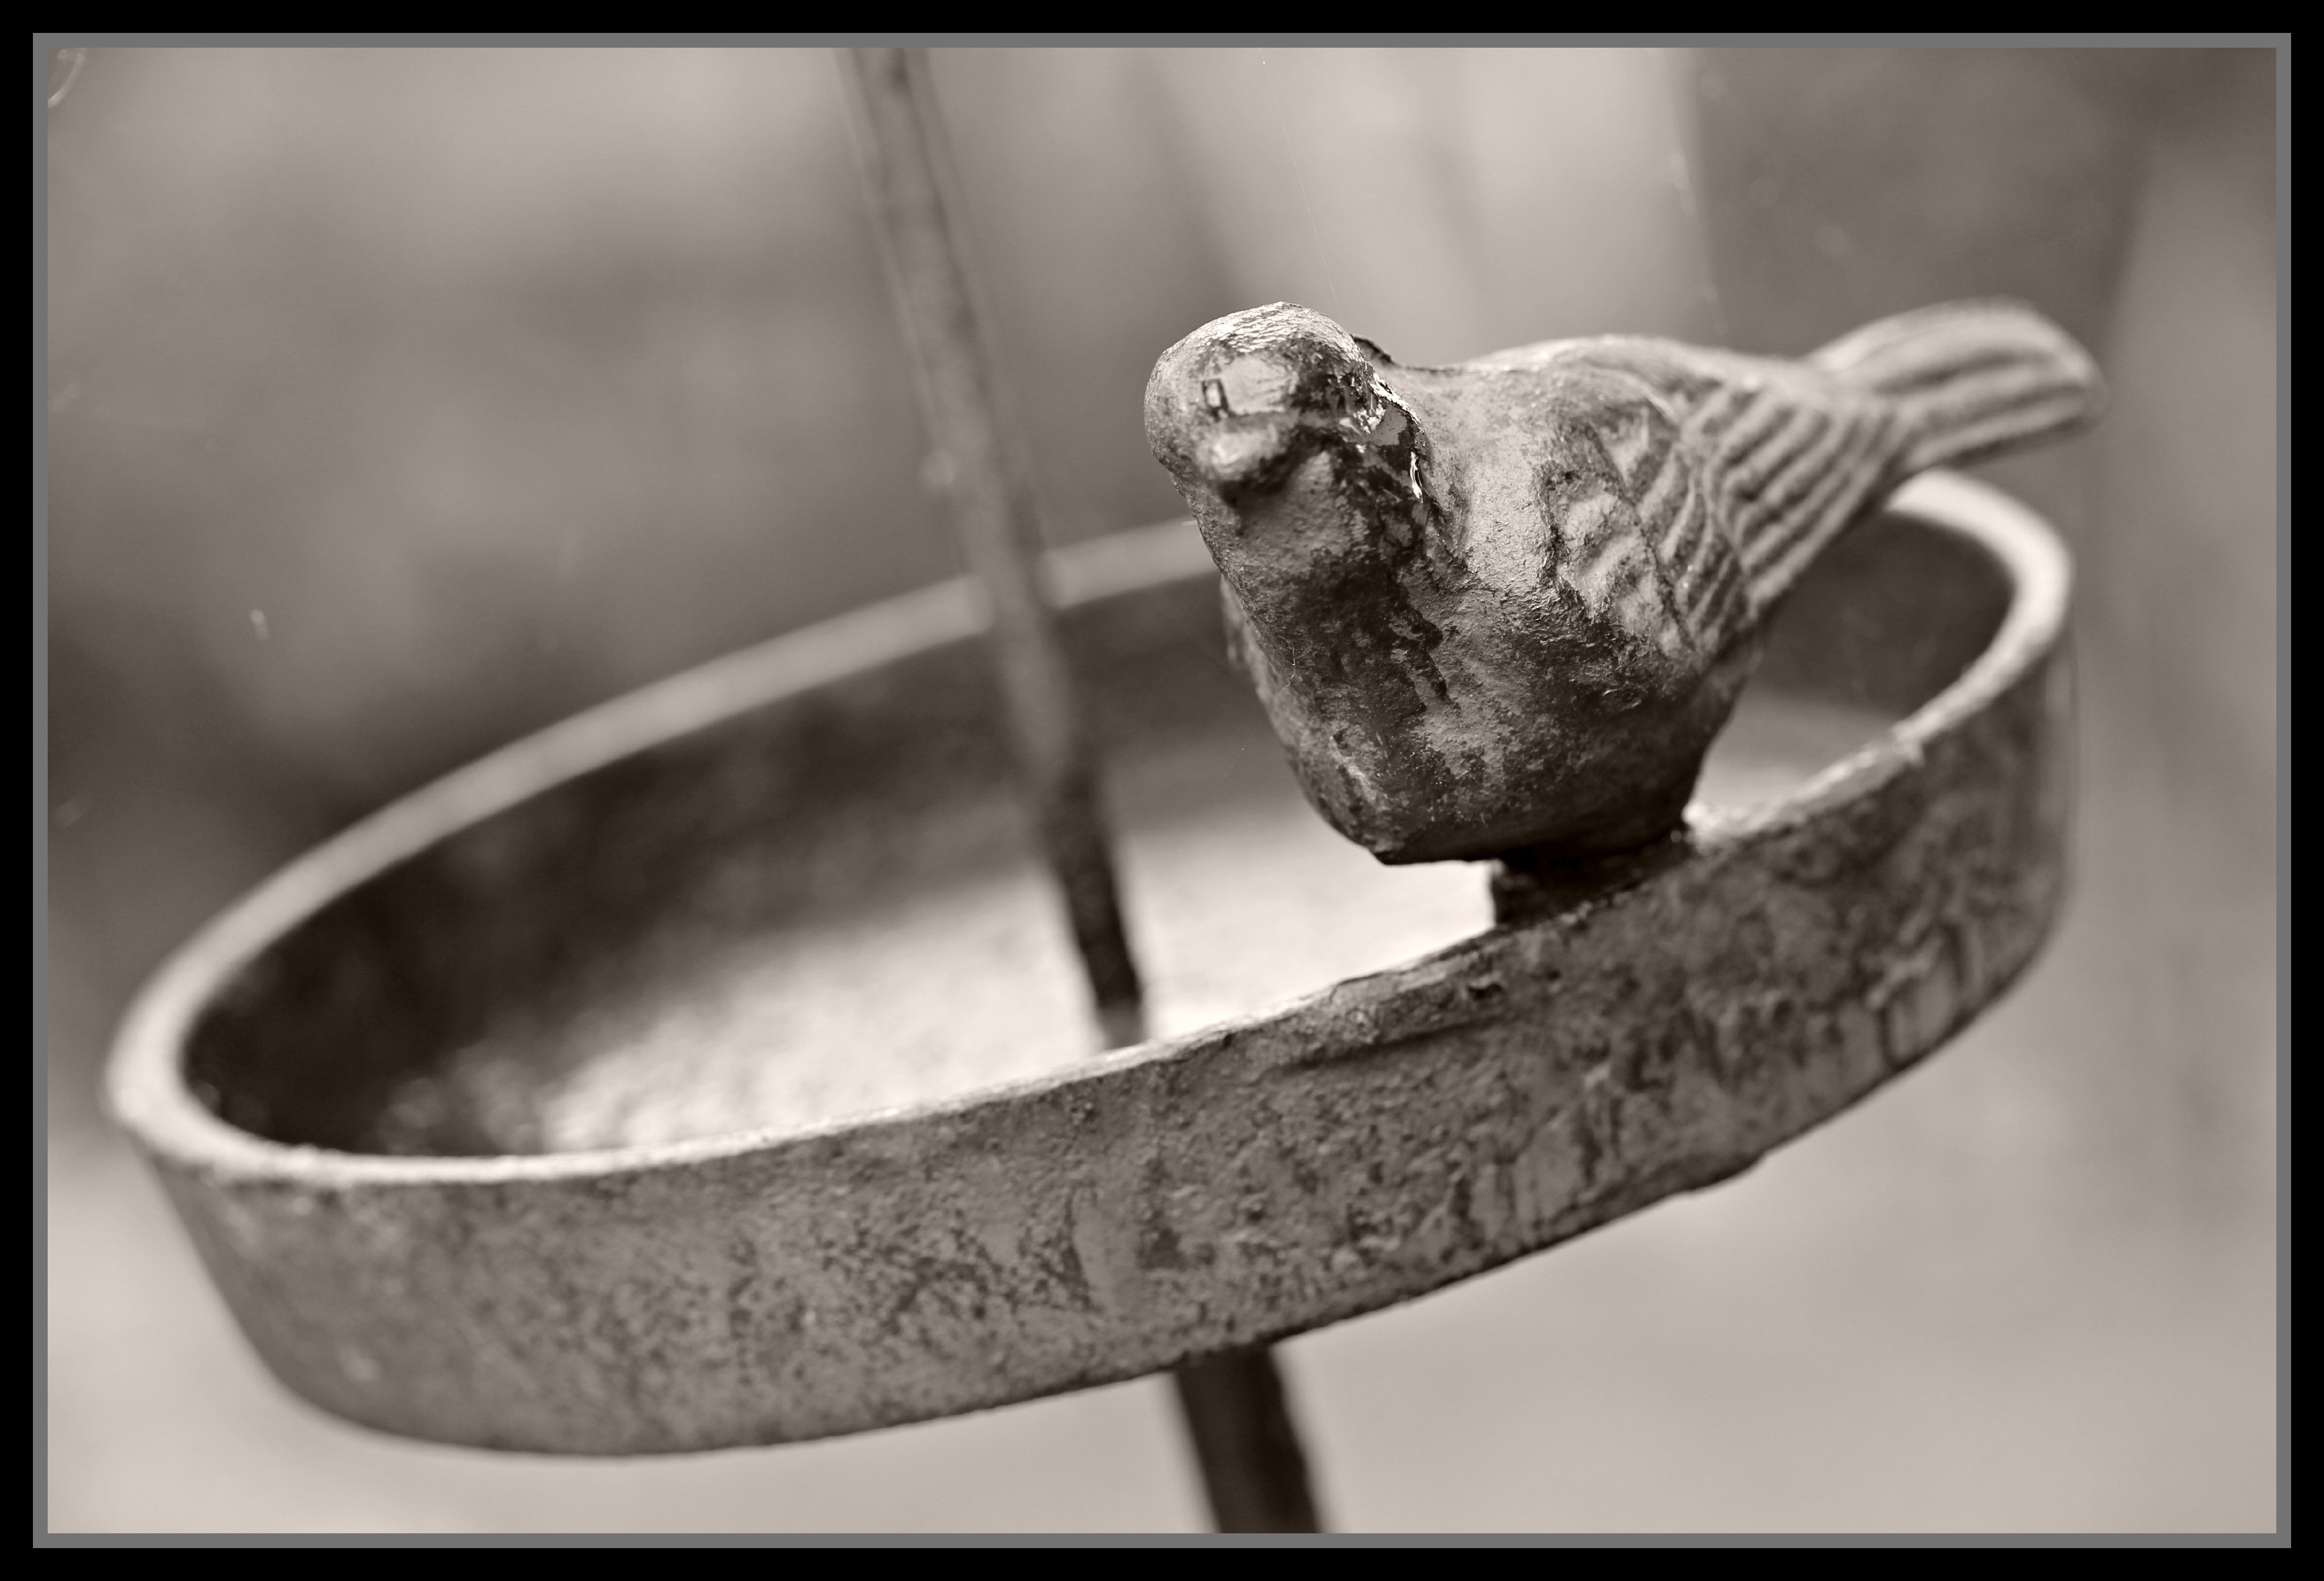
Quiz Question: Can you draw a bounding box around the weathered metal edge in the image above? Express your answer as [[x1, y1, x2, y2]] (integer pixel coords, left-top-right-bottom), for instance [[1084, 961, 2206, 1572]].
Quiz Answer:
[[101, 517, 1210, 1181], [103, 472, 2071, 1455]]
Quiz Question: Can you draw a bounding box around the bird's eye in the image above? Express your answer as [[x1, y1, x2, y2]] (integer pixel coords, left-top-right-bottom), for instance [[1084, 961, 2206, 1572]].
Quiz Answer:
[[1202, 379, 1229, 416]]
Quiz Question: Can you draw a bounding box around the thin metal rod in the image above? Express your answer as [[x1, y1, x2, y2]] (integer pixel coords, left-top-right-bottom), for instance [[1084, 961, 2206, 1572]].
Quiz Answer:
[[837, 46, 1325, 1534], [838, 44, 1140, 1042], [1171, 1351, 1325, 1533]]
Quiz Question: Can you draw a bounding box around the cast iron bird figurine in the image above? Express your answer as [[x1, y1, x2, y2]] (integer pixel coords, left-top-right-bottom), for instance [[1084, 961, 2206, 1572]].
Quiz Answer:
[[1145, 300, 2104, 865]]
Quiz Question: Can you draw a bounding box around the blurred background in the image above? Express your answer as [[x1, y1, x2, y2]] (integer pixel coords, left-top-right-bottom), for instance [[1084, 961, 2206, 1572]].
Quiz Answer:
[[42, 46, 2277, 1533]]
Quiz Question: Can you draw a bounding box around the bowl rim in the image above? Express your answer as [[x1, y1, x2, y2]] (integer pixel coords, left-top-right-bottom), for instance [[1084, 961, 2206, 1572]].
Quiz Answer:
[[103, 467, 2069, 1189]]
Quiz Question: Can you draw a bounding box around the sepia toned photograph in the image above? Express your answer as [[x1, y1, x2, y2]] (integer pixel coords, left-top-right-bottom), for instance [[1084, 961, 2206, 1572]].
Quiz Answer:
[[40, 39, 2282, 1539]]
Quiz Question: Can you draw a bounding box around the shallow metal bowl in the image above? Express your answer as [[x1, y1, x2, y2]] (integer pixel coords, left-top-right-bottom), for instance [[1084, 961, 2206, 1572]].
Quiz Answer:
[[107, 469, 2071, 1455]]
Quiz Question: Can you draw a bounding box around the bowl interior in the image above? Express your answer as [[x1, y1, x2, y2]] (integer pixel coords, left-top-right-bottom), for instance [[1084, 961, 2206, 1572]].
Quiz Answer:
[[182, 508, 2010, 1158]]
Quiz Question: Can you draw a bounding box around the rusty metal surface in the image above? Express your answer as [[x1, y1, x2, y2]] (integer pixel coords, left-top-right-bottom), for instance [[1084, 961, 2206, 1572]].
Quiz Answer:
[[1143, 299, 2098, 866], [106, 469, 2070, 1457]]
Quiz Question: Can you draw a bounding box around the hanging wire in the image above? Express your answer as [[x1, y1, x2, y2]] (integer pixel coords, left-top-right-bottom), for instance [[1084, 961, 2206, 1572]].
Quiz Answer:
[[1653, 46, 1733, 345], [1252, 52, 1348, 325]]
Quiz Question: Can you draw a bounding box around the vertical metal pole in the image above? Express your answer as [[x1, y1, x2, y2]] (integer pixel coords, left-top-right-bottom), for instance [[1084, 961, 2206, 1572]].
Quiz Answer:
[[1169, 1349, 1324, 1533], [837, 46, 1324, 1535]]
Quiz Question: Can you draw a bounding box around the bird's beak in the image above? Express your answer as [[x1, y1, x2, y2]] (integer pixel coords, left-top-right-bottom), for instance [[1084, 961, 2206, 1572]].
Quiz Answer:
[[1193, 420, 1296, 493]]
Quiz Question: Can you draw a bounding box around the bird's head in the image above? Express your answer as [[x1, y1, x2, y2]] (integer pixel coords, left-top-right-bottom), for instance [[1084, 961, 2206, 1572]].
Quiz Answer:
[[1145, 303, 1409, 505]]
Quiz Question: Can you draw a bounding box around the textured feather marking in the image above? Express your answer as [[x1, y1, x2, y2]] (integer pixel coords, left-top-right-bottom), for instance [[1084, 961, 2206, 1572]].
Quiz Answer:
[[1902, 393, 2093, 476], [1697, 392, 1816, 549], [1746, 427, 1878, 582], [1733, 403, 1868, 556], [1852, 343, 2047, 395], [1906, 363, 2083, 424], [1564, 533, 1652, 614], [1808, 304, 2063, 384], [1646, 476, 1748, 653], [1736, 403, 1879, 573], [1569, 416, 1697, 657], [1910, 373, 2091, 433], [1930, 387, 2092, 445], [1561, 490, 1628, 561], [1598, 402, 1669, 485], [1814, 304, 2102, 475], [1555, 492, 1638, 614], [1585, 382, 1737, 658], [1680, 549, 1746, 651], [1718, 412, 1826, 518], [1623, 378, 1758, 654], [1672, 387, 1771, 530], [1627, 436, 1688, 544], [1726, 402, 1832, 504], [1741, 410, 1902, 607], [1611, 434, 1681, 557], [1689, 547, 1750, 652], [1682, 381, 1757, 452], [1705, 390, 1799, 480], [1657, 476, 1711, 576], [1615, 574, 1689, 659]]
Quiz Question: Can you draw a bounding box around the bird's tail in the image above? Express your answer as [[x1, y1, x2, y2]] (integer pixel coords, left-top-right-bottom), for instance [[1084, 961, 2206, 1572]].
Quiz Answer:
[[1810, 300, 2106, 476]]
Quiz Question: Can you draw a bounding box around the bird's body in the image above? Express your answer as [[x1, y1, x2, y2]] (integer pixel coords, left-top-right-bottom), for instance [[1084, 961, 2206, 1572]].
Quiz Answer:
[[1145, 300, 2103, 865]]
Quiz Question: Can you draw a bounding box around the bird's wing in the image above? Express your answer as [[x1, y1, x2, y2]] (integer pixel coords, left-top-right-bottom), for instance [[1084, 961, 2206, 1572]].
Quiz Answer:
[[1571, 343, 1906, 656]]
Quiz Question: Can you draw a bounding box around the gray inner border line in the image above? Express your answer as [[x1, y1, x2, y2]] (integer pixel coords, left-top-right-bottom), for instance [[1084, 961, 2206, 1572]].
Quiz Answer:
[[32, 32, 2290, 1547]]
